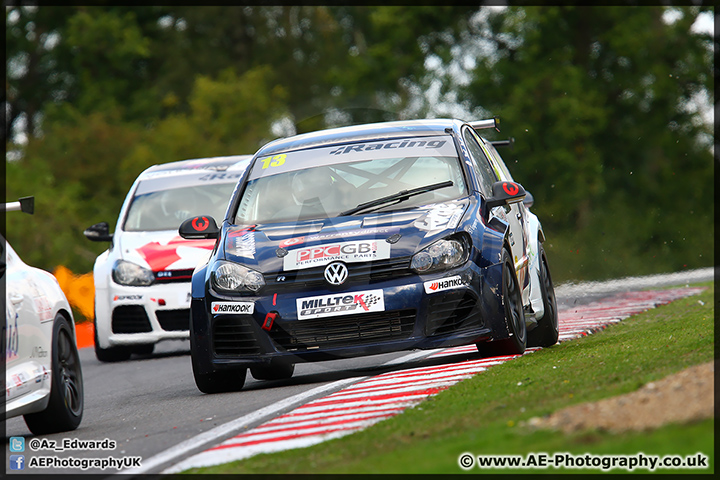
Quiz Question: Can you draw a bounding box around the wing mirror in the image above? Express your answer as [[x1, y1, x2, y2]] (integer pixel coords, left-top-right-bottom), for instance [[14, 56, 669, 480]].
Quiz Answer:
[[179, 215, 220, 239], [84, 222, 113, 242], [485, 181, 526, 210], [483, 181, 526, 222], [4, 196, 34, 214]]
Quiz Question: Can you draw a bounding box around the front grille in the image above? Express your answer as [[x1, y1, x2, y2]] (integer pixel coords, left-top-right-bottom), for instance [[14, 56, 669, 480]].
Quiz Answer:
[[264, 257, 413, 292], [156, 309, 190, 331], [425, 290, 482, 336], [270, 309, 416, 350], [212, 316, 262, 356], [112, 306, 152, 333], [153, 269, 194, 284]]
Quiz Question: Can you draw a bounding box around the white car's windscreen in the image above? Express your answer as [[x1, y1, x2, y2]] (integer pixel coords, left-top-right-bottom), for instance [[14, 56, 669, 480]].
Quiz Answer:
[[124, 182, 238, 232], [236, 136, 466, 224]]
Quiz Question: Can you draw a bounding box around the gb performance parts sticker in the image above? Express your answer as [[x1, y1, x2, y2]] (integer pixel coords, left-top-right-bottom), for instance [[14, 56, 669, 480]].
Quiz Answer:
[[423, 275, 465, 294], [211, 302, 255, 315], [283, 240, 391, 271], [297, 289, 385, 320]]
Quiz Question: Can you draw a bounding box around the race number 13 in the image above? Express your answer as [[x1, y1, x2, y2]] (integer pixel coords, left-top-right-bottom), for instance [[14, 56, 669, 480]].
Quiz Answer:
[[260, 154, 286, 169]]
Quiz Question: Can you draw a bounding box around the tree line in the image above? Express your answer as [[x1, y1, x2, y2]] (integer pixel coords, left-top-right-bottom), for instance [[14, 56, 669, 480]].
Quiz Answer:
[[5, 5, 714, 286]]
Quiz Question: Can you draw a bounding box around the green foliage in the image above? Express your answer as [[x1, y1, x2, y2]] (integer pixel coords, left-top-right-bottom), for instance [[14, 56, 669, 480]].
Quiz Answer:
[[121, 66, 288, 180], [64, 9, 151, 116], [6, 108, 143, 271]]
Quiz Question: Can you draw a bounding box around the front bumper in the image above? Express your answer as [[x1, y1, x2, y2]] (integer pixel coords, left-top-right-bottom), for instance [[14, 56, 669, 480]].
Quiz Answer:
[[95, 281, 193, 348], [192, 261, 507, 371]]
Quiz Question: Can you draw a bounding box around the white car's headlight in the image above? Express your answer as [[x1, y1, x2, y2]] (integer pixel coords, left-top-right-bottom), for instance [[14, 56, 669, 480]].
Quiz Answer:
[[112, 260, 155, 286], [211, 261, 265, 294], [411, 235, 470, 274]]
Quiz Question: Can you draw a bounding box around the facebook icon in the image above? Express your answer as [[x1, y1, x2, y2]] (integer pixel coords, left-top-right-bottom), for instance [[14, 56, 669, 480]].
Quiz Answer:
[[9, 455, 25, 470]]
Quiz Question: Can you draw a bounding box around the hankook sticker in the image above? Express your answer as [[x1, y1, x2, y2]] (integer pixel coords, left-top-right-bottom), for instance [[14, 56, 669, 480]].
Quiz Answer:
[[211, 302, 255, 314], [423, 275, 465, 294]]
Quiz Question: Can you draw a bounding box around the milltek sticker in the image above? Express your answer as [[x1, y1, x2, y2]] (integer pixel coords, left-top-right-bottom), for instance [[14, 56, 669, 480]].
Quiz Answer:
[[211, 302, 255, 314], [283, 240, 391, 271], [423, 275, 465, 294], [297, 289, 385, 320]]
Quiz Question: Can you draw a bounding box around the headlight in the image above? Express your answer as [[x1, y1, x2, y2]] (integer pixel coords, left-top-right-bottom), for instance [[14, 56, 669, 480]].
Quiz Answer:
[[112, 260, 155, 286], [411, 235, 470, 274], [211, 261, 265, 294]]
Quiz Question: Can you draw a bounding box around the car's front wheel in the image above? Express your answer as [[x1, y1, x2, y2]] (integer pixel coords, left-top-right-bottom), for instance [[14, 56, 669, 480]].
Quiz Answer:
[[93, 316, 132, 362], [477, 248, 527, 357], [131, 343, 155, 356], [527, 244, 559, 348], [192, 358, 247, 394], [251, 361, 295, 381], [24, 314, 84, 435]]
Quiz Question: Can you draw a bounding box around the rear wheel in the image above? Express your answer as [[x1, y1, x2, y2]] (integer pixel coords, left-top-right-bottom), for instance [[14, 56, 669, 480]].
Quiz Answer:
[[527, 245, 559, 348], [93, 317, 131, 362], [24, 315, 84, 434], [251, 361, 295, 381], [477, 248, 527, 357]]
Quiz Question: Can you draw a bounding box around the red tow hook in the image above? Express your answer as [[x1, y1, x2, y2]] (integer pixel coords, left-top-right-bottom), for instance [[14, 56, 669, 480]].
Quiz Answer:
[[262, 311, 278, 331]]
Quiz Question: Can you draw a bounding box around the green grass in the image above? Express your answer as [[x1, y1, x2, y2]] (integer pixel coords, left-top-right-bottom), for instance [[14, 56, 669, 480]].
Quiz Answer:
[[187, 283, 714, 474]]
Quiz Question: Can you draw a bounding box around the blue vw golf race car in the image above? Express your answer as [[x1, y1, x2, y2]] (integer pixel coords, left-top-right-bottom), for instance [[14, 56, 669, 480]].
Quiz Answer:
[[180, 118, 558, 393]]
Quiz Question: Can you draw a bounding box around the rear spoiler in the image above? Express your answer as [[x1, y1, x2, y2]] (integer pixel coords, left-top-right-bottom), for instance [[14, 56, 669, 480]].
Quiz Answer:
[[3, 196, 34, 214], [469, 117, 500, 132], [491, 138, 515, 149]]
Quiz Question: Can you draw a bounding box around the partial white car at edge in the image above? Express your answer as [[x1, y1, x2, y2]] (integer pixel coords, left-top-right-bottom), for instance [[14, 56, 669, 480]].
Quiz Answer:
[[3, 196, 84, 434]]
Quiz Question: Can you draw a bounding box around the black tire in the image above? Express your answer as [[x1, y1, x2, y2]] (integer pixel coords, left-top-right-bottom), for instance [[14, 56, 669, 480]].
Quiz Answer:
[[192, 355, 247, 394], [477, 248, 527, 357], [131, 343, 155, 356], [93, 317, 131, 362], [527, 245, 559, 348], [251, 361, 295, 381], [24, 315, 84, 435]]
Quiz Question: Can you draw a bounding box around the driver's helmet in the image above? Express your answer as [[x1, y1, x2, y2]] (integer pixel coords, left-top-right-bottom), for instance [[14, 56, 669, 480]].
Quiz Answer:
[[160, 187, 194, 221], [290, 167, 334, 205]]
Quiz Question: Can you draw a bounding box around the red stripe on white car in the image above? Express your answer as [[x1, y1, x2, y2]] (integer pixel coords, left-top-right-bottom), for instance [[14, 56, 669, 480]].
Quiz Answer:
[[165, 287, 703, 472]]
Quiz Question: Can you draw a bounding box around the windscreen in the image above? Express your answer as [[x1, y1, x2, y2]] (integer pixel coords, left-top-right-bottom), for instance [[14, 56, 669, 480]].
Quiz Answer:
[[235, 135, 466, 224], [124, 181, 238, 232]]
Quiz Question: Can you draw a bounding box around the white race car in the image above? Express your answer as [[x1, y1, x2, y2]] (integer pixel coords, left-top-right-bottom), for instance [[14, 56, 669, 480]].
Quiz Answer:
[[84, 155, 251, 362], [3, 197, 84, 434]]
